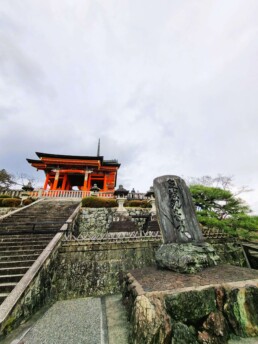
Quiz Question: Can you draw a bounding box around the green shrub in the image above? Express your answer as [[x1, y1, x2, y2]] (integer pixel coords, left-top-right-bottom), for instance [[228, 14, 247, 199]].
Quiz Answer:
[[81, 197, 117, 208], [1, 198, 21, 207], [22, 198, 33, 206], [0, 194, 11, 198], [124, 200, 152, 208]]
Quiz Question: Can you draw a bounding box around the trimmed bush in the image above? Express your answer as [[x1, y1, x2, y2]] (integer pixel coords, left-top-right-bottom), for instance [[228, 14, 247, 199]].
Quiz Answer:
[[22, 198, 34, 206], [124, 200, 152, 208], [81, 197, 117, 208], [0, 195, 11, 198], [1, 198, 21, 207]]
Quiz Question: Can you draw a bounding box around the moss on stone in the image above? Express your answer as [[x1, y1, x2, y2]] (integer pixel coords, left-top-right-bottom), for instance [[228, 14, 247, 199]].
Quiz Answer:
[[165, 287, 216, 324]]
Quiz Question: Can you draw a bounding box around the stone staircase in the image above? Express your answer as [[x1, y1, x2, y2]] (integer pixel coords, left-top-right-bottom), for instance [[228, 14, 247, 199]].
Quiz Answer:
[[0, 200, 79, 304]]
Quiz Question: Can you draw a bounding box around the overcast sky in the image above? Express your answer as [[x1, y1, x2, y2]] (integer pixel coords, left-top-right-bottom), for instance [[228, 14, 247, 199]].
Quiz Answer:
[[1, 1, 258, 211]]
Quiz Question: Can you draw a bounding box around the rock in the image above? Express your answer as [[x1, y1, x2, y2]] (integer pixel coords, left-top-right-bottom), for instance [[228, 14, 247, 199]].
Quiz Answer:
[[165, 287, 216, 324], [155, 243, 220, 274], [153, 175, 204, 244], [131, 294, 172, 344], [224, 285, 258, 337], [171, 322, 198, 344], [153, 175, 220, 273], [215, 288, 225, 312], [202, 311, 230, 342]]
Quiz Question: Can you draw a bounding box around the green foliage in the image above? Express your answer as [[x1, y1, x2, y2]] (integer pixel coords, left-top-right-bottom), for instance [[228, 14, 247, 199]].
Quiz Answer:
[[81, 197, 117, 208], [0, 195, 11, 198], [1, 198, 21, 207], [124, 200, 151, 208], [190, 184, 258, 241], [190, 185, 249, 220]]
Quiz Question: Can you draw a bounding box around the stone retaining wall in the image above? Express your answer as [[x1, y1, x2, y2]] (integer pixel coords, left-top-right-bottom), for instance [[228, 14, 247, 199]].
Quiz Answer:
[[55, 240, 159, 299], [77, 207, 151, 234], [207, 240, 247, 267], [122, 270, 258, 343]]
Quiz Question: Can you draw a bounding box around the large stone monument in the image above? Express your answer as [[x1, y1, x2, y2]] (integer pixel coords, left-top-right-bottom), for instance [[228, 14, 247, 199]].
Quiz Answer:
[[154, 175, 219, 273]]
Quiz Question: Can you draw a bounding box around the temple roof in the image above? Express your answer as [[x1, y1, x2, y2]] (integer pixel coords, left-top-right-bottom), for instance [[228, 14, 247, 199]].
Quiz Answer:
[[27, 152, 120, 168]]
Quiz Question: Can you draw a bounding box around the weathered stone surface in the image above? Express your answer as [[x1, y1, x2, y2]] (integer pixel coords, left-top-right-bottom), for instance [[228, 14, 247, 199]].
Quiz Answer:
[[153, 175, 204, 244], [172, 322, 198, 344], [155, 243, 220, 274], [224, 285, 258, 337], [210, 242, 247, 267], [215, 287, 225, 312], [56, 241, 159, 298], [130, 294, 172, 344], [165, 287, 216, 323], [122, 268, 258, 344], [154, 175, 220, 273], [77, 208, 150, 234], [200, 311, 230, 343]]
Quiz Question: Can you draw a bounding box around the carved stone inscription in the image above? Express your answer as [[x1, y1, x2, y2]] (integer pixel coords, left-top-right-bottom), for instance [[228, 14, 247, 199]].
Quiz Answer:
[[154, 175, 204, 244], [167, 178, 186, 234]]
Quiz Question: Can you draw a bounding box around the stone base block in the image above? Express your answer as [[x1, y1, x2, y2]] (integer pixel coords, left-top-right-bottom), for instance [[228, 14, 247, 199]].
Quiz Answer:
[[155, 242, 220, 273], [122, 266, 258, 343]]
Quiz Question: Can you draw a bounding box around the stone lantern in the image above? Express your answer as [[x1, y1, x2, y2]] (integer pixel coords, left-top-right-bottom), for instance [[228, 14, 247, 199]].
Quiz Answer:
[[145, 186, 156, 215], [90, 184, 100, 196], [114, 185, 129, 213]]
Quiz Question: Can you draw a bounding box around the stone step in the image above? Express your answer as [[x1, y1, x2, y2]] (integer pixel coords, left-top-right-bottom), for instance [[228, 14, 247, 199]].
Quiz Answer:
[[0, 274, 24, 283], [0, 223, 64, 228], [0, 230, 59, 235], [0, 249, 42, 257], [0, 260, 35, 268], [0, 240, 50, 247], [0, 266, 30, 275], [0, 253, 40, 262], [0, 292, 9, 303], [0, 244, 47, 251], [0, 282, 17, 293], [147, 221, 160, 231], [2, 217, 68, 222], [0, 235, 54, 242]]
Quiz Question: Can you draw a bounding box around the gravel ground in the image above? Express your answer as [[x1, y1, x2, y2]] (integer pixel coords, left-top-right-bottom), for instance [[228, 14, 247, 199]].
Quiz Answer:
[[21, 298, 102, 344]]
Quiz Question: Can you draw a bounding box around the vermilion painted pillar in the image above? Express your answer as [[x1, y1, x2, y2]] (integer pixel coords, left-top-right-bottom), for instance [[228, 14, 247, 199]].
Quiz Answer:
[[87, 174, 92, 191], [103, 174, 107, 191], [83, 171, 89, 191], [61, 174, 68, 190], [52, 170, 60, 190], [43, 173, 50, 190]]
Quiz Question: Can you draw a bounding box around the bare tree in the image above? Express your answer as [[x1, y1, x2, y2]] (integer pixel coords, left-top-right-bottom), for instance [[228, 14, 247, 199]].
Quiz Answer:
[[187, 174, 252, 196], [0, 169, 16, 191]]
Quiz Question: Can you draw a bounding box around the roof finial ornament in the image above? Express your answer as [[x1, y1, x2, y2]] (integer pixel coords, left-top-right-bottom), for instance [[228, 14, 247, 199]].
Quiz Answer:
[[97, 138, 100, 156]]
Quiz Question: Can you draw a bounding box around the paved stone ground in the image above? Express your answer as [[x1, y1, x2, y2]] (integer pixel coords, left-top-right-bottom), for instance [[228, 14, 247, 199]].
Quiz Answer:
[[14, 298, 102, 344], [105, 295, 129, 344], [129, 264, 258, 292], [2, 295, 130, 344]]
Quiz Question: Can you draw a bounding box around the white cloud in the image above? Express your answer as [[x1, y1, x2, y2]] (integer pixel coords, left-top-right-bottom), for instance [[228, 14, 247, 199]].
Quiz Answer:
[[1, 0, 258, 212]]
